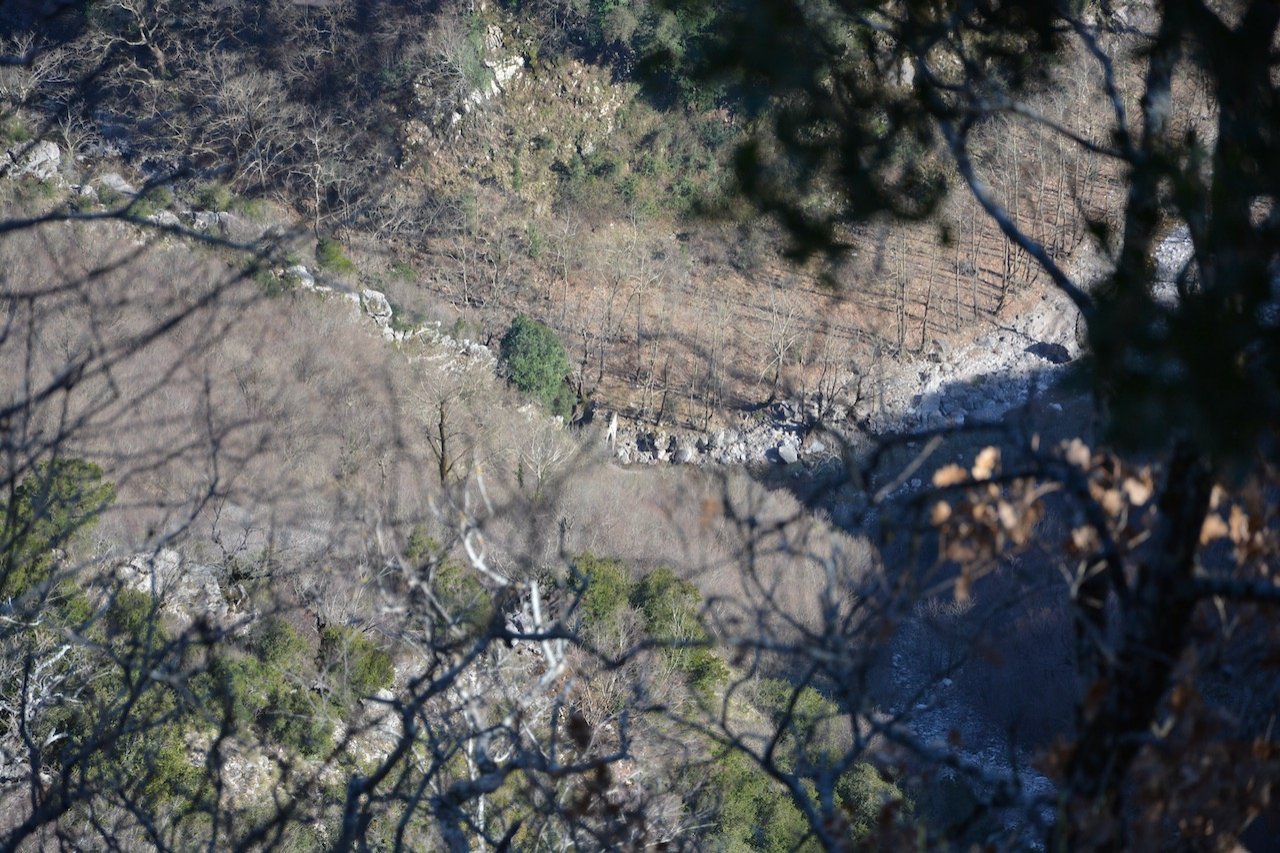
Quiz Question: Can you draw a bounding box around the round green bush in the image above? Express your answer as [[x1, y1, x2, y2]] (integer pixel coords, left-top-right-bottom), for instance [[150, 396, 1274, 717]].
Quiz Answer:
[[499, 315, 574, 417]]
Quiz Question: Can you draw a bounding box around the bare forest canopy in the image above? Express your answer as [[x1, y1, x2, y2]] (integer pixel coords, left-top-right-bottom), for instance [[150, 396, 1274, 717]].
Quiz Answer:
[[1, 0, 1164, 428], [2, 0, 1280, 850]]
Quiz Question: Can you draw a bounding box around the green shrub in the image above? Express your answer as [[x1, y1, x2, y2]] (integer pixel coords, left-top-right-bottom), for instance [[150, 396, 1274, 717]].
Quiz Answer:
[[572, 553, 633, 632], [1, 117, 32, 144], [753, 678, 837, 733], [198, 654, 273, 727], [713, 750, 906, 847], [95, 184, 123, 208], [68, 192, 97, 214], [743, 678, 910, 840], [402, 527, 494, 642], [23, 177, 61, 201], [707, 749, 814, 852], [391, 260, 417, 282], [199, 619, 337, 756], [510, 154, 524, 193], [917, 773, 989, 841], [632, 567, 727, 694], [1, 458, 115, 598], [261, 686, 333, 757], [52, 579, 95, 627], [251, 263, 288, 298], [55, 652, 202, 810], [130, 185, 174, 219], [450, 316, 480, 342], [388, 299, 427, 333], [316, 237, 357, 275], [499, 314, 574, 417], [684, 649, 730, 696], [835, 763, 910, 838], [403, 526, 441, 564], [319, 624, 395, 702], [435, 560, 493, 633], [118, 721, 203, 805], [196, 182, 233, 212], [525, 223, 545, 259], [254, 617, 311, 670], [230, 195, 269, 221], [630, 566, 697, 627], [555, 153, 608, 209], [107, 587, 162, 639]]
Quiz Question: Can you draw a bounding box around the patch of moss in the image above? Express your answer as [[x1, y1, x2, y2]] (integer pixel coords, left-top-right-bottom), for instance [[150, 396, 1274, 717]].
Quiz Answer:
[[316, 237, 357, 275]]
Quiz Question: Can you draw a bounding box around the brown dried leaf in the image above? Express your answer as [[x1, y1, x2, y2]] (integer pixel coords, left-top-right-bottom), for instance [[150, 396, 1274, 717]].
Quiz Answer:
[[1229, 505, 1250, 545], [954, 572, 972, 603], [1065, 438, 1091, 469], [930, 501, 952, 525], [1071, 525, 1099, 554], [997, 501, 1019, 531], [1083, 677, 1110, 715], [1102, 488, 1125, 517], [971, 446, 1000, 481], [933, 464, 968, 488], [1210, 484, 1227, 511], [1200, 513, 1229, 545], [699, 497, 722, 530], [1122, 477, 1153, 506]]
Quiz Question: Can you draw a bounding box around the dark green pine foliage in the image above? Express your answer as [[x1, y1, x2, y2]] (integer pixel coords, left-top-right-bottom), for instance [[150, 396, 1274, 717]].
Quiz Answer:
[[1, 458, 116, 598], [499, 314, 575, 418]]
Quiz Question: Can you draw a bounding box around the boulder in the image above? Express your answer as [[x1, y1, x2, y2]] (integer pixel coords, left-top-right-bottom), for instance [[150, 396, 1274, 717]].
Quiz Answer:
[[488, 56, 524, 92], [192, 210, 224, 231], [285, 265, 316, 289], [1153, 224, 1194, 284], [115, 549, 229, 622], [9, 140, 61, 180], [484, 24, 504, 53], [777, 442, 799, 465], [98, 172, 136, 195], [361, 289, 394, 325]]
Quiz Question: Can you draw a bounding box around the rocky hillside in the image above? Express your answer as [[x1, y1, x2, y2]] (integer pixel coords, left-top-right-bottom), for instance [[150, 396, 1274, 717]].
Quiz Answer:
[[1, 0, 1171, 439]]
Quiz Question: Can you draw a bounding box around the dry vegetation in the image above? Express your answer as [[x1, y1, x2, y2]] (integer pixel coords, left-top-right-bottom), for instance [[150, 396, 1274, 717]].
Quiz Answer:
[[0, 207, 903, 847], [3, 0, 1278, 848], [354, 30, 1169, 433], [0, 208, 879, 638], [0, 0, 1176, 436]]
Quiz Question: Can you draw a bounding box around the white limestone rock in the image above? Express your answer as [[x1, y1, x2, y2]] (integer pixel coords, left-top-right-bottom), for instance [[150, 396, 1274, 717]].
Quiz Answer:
[[115, 549, 229, 622], [98, 172, 136, 195], [361, 288, 393, 325], [8, 140, 61, 180], [286, 265, 316, 289]]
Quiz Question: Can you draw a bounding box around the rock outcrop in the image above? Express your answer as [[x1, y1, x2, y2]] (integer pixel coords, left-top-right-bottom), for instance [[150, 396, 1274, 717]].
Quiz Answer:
[[4, 140, 61, 180], [115, 549, 229, 623]]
